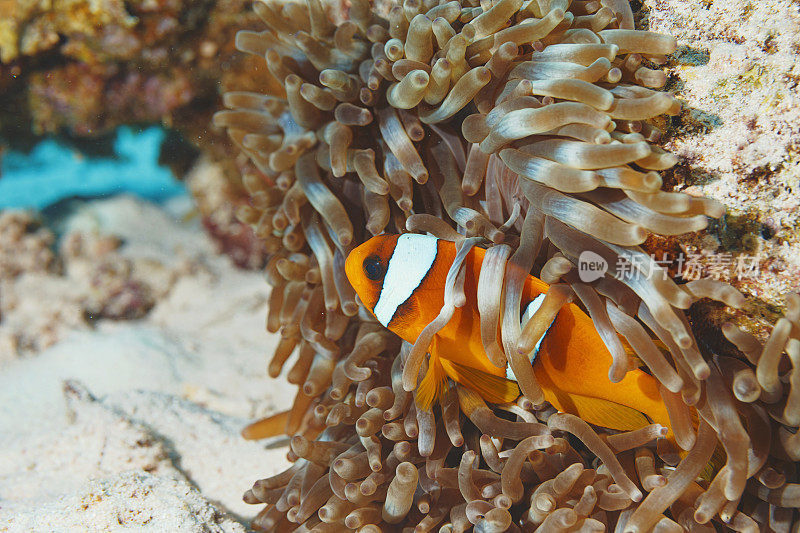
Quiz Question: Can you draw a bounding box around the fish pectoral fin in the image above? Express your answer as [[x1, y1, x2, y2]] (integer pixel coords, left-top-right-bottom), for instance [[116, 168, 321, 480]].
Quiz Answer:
[[416, 349, 448, 411], [440, 359, 520, 405], [549, 390, 651, 432]]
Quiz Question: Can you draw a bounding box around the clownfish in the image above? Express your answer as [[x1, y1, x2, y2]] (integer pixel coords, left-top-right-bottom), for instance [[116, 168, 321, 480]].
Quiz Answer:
[[345, 233, 674, 436]]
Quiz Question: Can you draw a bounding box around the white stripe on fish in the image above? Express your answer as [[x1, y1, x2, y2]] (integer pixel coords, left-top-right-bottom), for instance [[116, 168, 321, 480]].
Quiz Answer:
[[507, 294, 556, 381], [374, 233, 438, 327]]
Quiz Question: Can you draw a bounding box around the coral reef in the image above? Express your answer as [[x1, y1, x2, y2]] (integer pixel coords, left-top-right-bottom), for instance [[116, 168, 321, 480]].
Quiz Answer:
[[0, 210, 57, 278], [0, 201, 198, 359], [215, 0, 800, 531], [0, 0, 279, 267], [0, 210, 84, 356], [0, 0, 136, 63], [0, 0, 273, 148], [647, 0, 800, 309]]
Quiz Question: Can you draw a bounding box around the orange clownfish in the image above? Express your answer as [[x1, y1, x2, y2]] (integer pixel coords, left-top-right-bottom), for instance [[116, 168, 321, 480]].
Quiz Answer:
[[345, 233, 673, 436]]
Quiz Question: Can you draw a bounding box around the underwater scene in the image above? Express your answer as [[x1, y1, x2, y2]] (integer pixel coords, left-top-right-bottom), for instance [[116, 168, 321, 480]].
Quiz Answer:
[[1, 0, 799, 531]]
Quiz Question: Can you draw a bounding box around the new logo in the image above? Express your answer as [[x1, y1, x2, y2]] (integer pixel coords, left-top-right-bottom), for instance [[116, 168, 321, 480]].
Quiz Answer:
[[578, 251, 608, 282]]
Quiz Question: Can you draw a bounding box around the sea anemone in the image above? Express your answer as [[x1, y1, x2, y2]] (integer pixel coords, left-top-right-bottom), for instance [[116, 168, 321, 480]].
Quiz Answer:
[[213, 0, 800, 530]]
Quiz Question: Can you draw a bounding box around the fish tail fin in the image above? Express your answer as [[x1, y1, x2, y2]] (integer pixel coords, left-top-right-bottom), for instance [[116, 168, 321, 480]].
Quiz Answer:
[[416, 352, 448, 411], [241, 409, 290, 440], [441, 359, 520, 405]]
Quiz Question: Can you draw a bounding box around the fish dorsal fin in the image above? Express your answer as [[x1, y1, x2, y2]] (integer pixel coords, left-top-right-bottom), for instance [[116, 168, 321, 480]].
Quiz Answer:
[[416, 340, 448, 410], [440, 359, 520, 405], [549, 390, 651, 431]]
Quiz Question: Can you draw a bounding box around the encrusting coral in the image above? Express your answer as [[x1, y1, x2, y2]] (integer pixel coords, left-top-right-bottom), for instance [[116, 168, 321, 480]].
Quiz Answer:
[[0, 207, 198, 358], [214, 0, 800, 530]]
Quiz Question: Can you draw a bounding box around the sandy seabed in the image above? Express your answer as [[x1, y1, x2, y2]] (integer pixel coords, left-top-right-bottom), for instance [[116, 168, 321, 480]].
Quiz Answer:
[[0, 195, 294, 532]]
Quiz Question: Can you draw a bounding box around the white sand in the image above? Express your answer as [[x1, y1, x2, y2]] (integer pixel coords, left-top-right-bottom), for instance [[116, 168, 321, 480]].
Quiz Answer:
[[0, 196, 295, 531]]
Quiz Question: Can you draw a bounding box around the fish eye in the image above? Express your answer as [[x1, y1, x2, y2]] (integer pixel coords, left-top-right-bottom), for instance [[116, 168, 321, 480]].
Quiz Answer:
[[363, 256, 384, 281]]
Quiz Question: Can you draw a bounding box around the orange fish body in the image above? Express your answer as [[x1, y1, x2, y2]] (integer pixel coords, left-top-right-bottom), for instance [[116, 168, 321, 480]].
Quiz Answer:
[[345, 234, 672, 436]]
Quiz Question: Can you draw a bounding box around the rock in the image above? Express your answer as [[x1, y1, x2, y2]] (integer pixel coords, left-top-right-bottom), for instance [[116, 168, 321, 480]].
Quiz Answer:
[[0, 381, 179, 506], [2, 471, 246, 533], [0, 0, 275, 159], [104, 389, 293, 518], [641, 0, 800, 334]]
